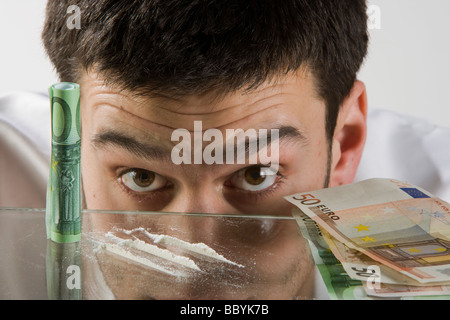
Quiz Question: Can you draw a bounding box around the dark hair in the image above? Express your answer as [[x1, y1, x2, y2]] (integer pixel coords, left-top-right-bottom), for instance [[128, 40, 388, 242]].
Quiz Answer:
[[42, 0, 369, 142]]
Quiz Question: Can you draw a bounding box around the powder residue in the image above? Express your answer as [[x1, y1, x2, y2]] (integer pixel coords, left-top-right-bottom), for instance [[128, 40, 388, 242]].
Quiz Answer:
[[105, 232, 201, 271], [101, 242, 180, 276], [117, 227, 244, 268]]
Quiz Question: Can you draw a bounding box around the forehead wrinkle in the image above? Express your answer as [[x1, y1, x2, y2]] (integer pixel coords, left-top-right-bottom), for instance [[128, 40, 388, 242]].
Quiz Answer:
[[82, 80, 133, 104], [83, 73, 315, 131], [92, 99, 297, 134], [161, 103, 289, 131], [153, 90, 295, 118], [92, 103, 185, 134], [82, 68, 319, 121]]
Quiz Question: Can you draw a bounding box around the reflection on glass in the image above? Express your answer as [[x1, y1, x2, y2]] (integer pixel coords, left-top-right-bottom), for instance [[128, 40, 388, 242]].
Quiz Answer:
[[46, 240, 82, 300], [0, 208, 315, 300], [80, 211, 314, 299]]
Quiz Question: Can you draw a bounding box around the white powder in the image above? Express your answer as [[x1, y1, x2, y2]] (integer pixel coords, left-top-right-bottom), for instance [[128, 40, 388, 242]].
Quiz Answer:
[[101, 242, 180, 277], [116, 227, 244, 268], [105, 232, 201, 272]]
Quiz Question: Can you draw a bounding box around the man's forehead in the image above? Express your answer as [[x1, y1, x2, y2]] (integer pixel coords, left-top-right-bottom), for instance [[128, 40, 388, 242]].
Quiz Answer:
[[80, 69, 322, 132], [80, 69, 317, 108]]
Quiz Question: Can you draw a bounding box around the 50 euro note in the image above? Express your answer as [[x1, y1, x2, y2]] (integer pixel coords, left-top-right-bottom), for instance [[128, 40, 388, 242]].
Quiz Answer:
[[321, 224, 450, 287], [285, 178, 450, 285], [293, 208, 450, 299]]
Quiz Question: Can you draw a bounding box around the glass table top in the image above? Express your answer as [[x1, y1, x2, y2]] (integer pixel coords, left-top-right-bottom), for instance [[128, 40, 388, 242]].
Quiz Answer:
[[0, 207, 322, 300]]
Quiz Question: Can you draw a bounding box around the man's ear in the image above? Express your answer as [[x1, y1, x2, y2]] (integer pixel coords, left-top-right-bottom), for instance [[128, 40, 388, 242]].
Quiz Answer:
[[328, 80, 368, 187]]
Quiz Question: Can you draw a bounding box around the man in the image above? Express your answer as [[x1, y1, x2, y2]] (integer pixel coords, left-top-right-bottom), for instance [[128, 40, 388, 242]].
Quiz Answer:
[[42, 0, 369, 299]]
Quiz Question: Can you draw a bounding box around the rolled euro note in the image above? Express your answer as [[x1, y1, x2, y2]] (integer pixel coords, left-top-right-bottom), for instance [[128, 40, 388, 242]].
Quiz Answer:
[[46, 83, 81, 243]]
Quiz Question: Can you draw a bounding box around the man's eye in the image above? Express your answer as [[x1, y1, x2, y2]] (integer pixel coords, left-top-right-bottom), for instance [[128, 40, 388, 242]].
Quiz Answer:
[[229, 166, 278, 191], [120, 168, 168, 192]]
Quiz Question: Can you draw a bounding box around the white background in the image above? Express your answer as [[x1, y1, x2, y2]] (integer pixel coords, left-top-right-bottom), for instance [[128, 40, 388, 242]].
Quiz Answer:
[[1, 0, 449, 127]]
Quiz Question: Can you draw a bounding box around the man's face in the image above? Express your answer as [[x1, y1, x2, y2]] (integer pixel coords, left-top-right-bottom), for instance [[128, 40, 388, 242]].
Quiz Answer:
[[80, 70, 330, 214], [78, 69, 360, 299]]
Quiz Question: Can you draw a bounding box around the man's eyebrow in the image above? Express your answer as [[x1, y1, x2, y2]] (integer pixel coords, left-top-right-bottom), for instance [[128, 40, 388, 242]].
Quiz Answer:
[[272, 125, 306, 143], [91, 125, 305, 163], [91, 130, 172, 161], [235, 125, 307, 156]]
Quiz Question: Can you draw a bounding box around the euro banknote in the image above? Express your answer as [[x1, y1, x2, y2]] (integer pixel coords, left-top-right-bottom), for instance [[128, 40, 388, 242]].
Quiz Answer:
[[286, 178, 450, 299], [293, 210, 370, 299], [46, 82, 82, 243]]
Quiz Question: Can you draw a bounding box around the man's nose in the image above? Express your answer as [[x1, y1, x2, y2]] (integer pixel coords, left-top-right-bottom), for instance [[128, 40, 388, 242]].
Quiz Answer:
[[163, 186, 236, 215], [158, 187, 237, 243]]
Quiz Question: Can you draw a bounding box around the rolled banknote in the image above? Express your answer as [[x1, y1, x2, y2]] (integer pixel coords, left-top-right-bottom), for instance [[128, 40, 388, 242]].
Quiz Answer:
[[46, 83, 81, 243]]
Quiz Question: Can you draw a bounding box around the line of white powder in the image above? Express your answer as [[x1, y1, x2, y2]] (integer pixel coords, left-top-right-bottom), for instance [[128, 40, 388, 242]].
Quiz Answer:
[[105, 232, 201, 271], [118, 227, 244, 268], [101, 242, 180, 277]]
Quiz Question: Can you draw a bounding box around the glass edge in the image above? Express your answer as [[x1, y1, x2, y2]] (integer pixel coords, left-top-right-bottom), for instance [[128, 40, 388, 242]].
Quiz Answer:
[[0, 206, 294, 220]]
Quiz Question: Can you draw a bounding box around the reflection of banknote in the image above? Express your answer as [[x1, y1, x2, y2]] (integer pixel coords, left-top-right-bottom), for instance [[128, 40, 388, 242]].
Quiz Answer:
[[293, 210, 370, 300], [286, 179, 450, 284], [46, 240, 82, 299], [293, 208, 450, 299], [46, 83, 81, 243]]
